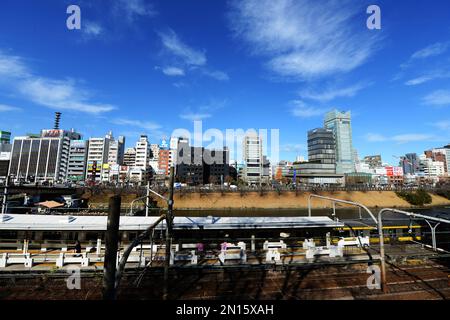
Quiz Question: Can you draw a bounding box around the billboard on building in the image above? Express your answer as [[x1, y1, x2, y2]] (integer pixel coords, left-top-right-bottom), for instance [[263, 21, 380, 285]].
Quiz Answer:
[[0, 152, 10, 160], [160, 139, 169, 150], [70, 140, 86, 148], [41, 129, 63, 138]]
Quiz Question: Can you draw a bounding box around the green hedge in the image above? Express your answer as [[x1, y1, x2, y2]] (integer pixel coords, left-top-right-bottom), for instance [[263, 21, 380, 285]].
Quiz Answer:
[[396, 189, 432, 206]]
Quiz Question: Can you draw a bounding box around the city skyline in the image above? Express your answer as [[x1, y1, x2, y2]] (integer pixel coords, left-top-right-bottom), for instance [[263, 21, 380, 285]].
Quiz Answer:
[[1, 1, 450, 165]]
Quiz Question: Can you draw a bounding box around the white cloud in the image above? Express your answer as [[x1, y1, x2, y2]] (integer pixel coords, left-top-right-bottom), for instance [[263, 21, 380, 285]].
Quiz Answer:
[[422, 90, 450, 106], [228, 0, 379, 79], [365, 133, 387, 142], [0, 104, 22, 112], [432, 120, 450, 131], [82, 21, 103, 37], [392, 134, 435, 144], [365, 132, 436, 144], [179, 99, 227, 121], [202, 69, 230, 81], [404, 70, 450, 86], [179, 113, 212, 121], [299, 83, 368, 102], [280, 143, 306, 153], [411, 42, 449, 60], [0, 51, 30, 78], [157, 29, 228, 81], [158, 29, 206, 66], [0, 50, 116, 114], [112, 118, 162, 131], [405, 76, 433, 86], [115, 0, 157, 22], [290, 100, 327, 118], [162, 66, 185, 76]]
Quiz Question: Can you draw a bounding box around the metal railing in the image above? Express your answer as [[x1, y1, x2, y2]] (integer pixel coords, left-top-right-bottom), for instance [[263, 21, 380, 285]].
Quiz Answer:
[[377, 208, 450, 292], [307, 194, 378, 225]]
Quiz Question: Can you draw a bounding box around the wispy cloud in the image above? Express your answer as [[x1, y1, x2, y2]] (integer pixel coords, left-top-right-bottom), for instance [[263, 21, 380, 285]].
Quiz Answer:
[[365, 132, 437, 144], [0, 51, 30, 78], [431, 120, 450, 131], [201, 69, 230, 81], [114, 0, 157, 22], [158, 29, 206, 66], [422, 90, 450, 107], [228, 0, 380, 80], [280, 143, 306, 153], [290, 100, 327, 118], [299, 83, 368, 102], [179, 99, 227, 121], [179, 113, 212, 121], [82, 21, 103, 38], [411, 42, 449, 60], [161, 66, 185, 76], [400, 42, 450, 72], [404, 69, 450, 86], [156, 28, 228, 81], [0, 50, 116, 114], [0, 104, 22, 112], [112, 118, 162, 131], [405, 76, 434, 86]]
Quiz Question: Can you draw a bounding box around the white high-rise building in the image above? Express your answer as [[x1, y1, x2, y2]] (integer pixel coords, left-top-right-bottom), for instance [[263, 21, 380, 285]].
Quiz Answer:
[[108, 135, 125, 165], [66, 140, 88, 182], [134, 135, 150, 169], [150, 144, 160, 160], [85, 133, 112, 182], [242, 132, 264, 185], [419, 154, 445, 177]]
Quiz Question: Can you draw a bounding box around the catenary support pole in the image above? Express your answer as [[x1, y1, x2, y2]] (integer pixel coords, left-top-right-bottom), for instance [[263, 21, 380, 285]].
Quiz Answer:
[[163, 166, 175, 300], [102, 195, 121, 300], [1, 176, 10, 215]]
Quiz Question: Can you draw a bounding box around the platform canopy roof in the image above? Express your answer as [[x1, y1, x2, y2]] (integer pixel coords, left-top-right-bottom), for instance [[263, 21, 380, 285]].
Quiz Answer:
[[0, 214, 343, 231]]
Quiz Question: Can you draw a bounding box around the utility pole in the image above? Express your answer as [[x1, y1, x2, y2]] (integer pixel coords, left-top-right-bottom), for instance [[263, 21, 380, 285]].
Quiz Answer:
[[163, 166, 175, 300], [102, 195, 121, 300]]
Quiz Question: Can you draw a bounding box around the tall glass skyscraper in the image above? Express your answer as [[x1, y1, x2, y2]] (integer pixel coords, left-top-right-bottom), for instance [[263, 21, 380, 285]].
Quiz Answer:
[[324, 110, 354, 174]]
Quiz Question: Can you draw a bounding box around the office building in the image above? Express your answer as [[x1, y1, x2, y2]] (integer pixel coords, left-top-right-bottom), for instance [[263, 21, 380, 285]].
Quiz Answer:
[[108, 135, 125, 166], [426, 148, 450, 174], [204, 148, 230, 184], [419, 154, 445, 177], [134, 135, 150, 169], [150, 144, 160, 160], [324, 110, 354, 174], [176, 141, 205, 185], [400, 153, 420, 175], [123, 147, 136, 166], [85, 133, 112, 182], [305, 128, 336, 174], [242, 132, 264, 185], [8, 128, 81, 183], [66, 140, 88, 182], [158, 139, 171, 176]]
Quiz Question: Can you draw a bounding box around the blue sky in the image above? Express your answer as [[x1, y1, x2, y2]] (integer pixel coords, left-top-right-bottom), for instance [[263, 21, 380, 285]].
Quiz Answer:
[[1, 0, 450, 165]]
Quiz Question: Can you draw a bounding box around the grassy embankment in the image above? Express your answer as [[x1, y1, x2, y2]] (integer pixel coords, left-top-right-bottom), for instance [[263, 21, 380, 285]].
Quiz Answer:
[[86, 190, 450, 210]]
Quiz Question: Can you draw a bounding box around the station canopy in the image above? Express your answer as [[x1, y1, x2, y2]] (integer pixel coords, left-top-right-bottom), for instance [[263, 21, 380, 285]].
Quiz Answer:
[[0, 214, 343, 231]]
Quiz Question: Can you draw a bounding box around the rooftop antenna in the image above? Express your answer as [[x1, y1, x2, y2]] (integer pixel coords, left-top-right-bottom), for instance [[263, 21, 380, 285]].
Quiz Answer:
[[54, 112, 61, 130]]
